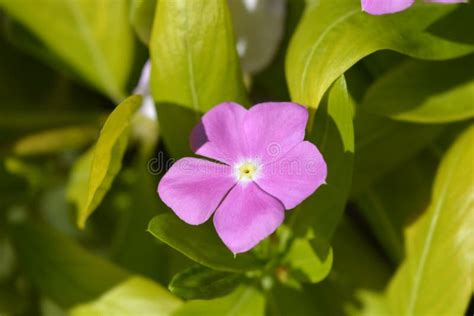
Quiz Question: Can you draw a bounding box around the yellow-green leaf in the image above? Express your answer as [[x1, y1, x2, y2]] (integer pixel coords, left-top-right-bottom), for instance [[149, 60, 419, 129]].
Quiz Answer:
[[284, 238, 333, 283], [130, 0, 157, 45], [0, 0, 136, 100], [290, 76, 354, 246], [173, 286, 264, 316], [363, 55, 474, 123], [12, 126, 97, 156], [70, 276, 183, 316], [77, 95, 142, 229], [67, 147, 94, 215], [286, 0, 474, 117], [384, 125, 474, 315], [150, 0, 248, 157]]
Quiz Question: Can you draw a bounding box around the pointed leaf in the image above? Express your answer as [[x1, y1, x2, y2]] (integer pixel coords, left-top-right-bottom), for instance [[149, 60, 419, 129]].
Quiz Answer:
[[148, 213, 262, 272], [12, 126, 98, 156], [363, 55, 474, 123], [130, 0, 157, 45], [77, 95, 142, 229], [283, 239, 333, 283], [169, 265, 242, 300], [384, 125, 474, 315], [286, 0, 474, 116], [290, 76, 354, 246]]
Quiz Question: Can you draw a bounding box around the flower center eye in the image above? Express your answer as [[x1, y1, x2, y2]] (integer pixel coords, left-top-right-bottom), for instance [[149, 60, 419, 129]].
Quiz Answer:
[[235, 161, 259, 182]]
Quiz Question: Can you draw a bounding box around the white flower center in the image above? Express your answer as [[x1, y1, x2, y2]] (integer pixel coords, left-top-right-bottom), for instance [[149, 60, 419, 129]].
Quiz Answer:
[[234, 160, 260, 183]]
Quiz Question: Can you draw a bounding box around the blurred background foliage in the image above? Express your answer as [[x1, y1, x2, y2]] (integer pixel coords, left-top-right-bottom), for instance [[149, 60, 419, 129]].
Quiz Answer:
[[0, 0, 472, 315]]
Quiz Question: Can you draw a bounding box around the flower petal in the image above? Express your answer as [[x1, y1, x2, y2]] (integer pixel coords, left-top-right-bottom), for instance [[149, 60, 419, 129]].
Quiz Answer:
[[256, 141, 327, 209], [213, 182, 284, 254], [361, 0, 415, 15], [158, 158, 235, 225], [243, 102, 308, 164], [425, 0, 467, 2], [190, 102, 248, 164]]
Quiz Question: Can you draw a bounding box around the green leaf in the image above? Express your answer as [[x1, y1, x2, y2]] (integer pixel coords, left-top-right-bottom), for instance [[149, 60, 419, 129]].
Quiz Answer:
[[363, 55, 474, 123], [286, 0, 474, 117], [355, 150, 438, 263], [267, 218, 392, 316], [8, 221, 128, 308], [69, 276, 182, 316], [290, 76, 354, 246], [150, 0, 248, 157], [12, 126, 98, 156], [173, 286, 265, 316], [383, 125, 474, 315], [67, 148, 94, 216], [130, 0, 157, 45], [283, 239, 333, 284], [351, 111, 443, 196], [0, 0, 136, 100], [148, 213, 262, 272], [169, 265, 242, 300], [77, 95, 142, 229]]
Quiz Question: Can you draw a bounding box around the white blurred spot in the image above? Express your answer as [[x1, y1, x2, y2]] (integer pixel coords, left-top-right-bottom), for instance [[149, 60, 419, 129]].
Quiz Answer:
[[139, 95, 157, 120], [229, 0, 286, 74], [236, 38, 248, 57], [134, 60, 157, 120], [134, 60, 151, 96], [243, 0, 258, 12]]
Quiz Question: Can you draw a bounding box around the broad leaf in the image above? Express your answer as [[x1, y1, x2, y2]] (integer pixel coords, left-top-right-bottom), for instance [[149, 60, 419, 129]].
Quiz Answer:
[[69, 276, 182, 316], [283, 238, 333, 283], [173, 286, 264, 316], [290, 76, 354, 248], [130, 0, 157, 45], [150, 0, 248, 157], [169, 265, 242, 300], [286, 0, 474, 117], [148, 213, 262, 272], [67, 148, 94, 216], [0, 0, 136, 101], [77, 95, 141, 229], [383, 125, 474, 315], [12, 126, 97, 156], [363, 55, 474, 123], [267, 218, 392, 316], [9, 221, 128, 307]]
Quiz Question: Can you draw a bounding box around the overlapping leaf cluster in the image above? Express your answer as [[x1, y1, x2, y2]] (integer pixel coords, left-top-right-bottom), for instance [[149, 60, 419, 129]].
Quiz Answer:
[[0, 0, 472, 315]]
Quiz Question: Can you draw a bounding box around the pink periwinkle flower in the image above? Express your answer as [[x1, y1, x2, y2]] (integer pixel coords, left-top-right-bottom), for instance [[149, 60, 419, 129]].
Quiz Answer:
[[362, 0, 467, 15], [158, 102, 327, 254]]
